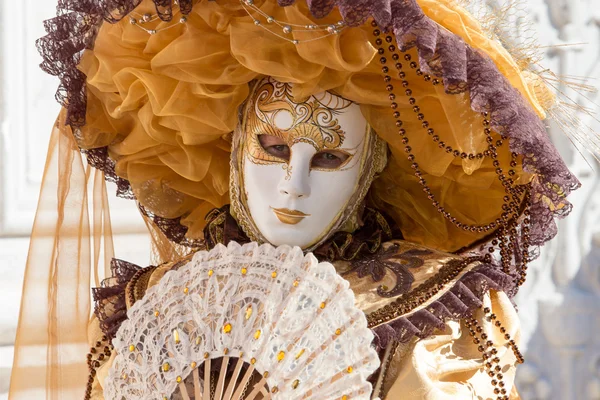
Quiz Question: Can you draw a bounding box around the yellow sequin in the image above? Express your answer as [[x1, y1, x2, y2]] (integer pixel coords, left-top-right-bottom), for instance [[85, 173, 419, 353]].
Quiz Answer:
[[162, 363, 170, 372], [335, 328, 341, 335], [223, 323, 232, 333], [347, 366, 353, 373], [277, 351, 285, 361], [271, 386, 279, 393], [254, 329, 261, 339], [251, 357, 256, 365], [241, 267, 247, 275], [342, 396, 348, 400], [320, 302, 326, 309], [208, 270, 214, 276], [295, 349, 305, 359], [176, 376, 182, 383], [204, 352, 209, 359], [154, 310, 160, 317], [183, 287, 189, 294], [129, 344, 135, 352], [271, 271, 278, 278], [190, 362, 197, 368], [293, 280, 299, 287]]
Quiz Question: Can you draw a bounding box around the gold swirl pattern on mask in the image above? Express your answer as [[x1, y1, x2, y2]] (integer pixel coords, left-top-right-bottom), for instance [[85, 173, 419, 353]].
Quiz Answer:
[[244, 77, 353, 165]]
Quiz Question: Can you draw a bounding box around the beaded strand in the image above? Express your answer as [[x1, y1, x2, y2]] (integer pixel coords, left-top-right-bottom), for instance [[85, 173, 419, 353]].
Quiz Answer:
[[85, 335, 112, 399], [372, 21, 531, 287]]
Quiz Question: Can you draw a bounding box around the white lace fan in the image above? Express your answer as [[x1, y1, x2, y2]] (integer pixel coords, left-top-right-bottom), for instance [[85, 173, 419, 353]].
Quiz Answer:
[[105, 242, 380, 400]]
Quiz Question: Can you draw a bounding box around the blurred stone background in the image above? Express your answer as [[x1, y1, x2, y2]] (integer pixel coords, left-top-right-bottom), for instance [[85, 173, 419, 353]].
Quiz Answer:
[[0, 0, 599, 399]]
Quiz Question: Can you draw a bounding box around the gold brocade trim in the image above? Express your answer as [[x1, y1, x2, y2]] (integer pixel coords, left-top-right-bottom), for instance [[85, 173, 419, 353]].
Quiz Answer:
[[125, 266, 158, 309], [366, 256, 483, 328], [372, 339, 400, 400]]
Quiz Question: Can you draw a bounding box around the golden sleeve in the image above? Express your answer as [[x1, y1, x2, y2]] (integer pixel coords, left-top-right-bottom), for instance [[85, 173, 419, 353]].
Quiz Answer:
[[383, 290, 521, 399]]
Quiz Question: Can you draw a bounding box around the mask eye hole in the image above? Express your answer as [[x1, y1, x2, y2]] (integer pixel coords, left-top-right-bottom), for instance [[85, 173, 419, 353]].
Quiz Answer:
[[311, 150, 350, 169], [258, 134, 290, 161]]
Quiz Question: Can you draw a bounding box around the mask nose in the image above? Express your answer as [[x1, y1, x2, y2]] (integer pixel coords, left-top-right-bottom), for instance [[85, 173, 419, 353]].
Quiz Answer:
[[277, 143, 312, 199]]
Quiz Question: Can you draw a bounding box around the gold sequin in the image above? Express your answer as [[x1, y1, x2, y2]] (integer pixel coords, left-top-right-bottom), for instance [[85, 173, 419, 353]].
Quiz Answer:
[[173, 329, 180, 344], [346, 366, 353, 373], [342, 396, 348, 400], [320, 302, 326, 309], [154, 310, 160, 317], [335, 328, 342, 335], [295, 349, 305, 359], [254, 329, 261, 339], [162, 362, 170, 372], [224, 348, 229, 355], [251, 357, 256, 365], [241, 267, 247, 275], [292, 379, 300, 389], [122, 373, 128, 379], [176, 376, 182, 383], [277, 351, 285, 361], [263, 371, 269, 378], [204, 352, 209, 359], [208, 270, 214, 276], [245, 305, 253, 320], [183, 287, 189, 294], [223, 323, 232, 334], [190, 362, 197, 368], [293, 280, 300, 287], [196, 337, 201, 345], [271, 386, 279, 393], [129, 344, 135, 352], [271, 271, 278, 278]]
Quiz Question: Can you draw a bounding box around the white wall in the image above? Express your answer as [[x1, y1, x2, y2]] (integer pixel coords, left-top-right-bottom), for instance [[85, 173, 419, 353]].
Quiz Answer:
[[0, 0, 598, 399]]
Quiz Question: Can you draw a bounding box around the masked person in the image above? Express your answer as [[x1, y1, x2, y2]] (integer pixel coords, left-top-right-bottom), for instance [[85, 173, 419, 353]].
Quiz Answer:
[[9, 0, 581, 399]]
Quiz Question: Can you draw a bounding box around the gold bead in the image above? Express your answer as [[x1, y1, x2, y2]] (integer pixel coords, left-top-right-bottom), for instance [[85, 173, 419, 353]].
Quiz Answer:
[[196, 337, 201, 345], [277, 351, 285, 361], [183, 287, 189, 294], [204, 352, 209, 359], [263, 371, 269, 378], [292, 379, 300, 389], [251, 357, 256, 365], [129, 344, 135, 352], [254, 329, 262, 339], [173, 329, 180, 344], [346, 366, 353, 373], [241, 267, 247, 275], [271, 271, 278, 278], [335, 328, 341, 335], [320, 302, 326, 309], [190, 362, 197, 368], [293, 280, 299, 287], [208, 270, 214, 276], [245, 305, 253, 320], [224, 348, 229, 355], [122, 373, 128, 379], [162, 362, 170, 372], [176, 376, 182, 383], [223, 323, 232, 334], [154, 310, 160, 317], [271, 386, 278, 393], [295, 349, 305, 359], [342, 396, 348, 400]]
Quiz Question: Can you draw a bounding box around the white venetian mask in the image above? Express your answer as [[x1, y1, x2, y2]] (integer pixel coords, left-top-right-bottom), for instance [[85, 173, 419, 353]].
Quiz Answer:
[[230, 77, 386, 250]]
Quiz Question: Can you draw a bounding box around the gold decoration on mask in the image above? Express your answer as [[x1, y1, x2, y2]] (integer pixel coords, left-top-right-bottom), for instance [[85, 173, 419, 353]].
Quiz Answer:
[[245, 77, 352, 165]]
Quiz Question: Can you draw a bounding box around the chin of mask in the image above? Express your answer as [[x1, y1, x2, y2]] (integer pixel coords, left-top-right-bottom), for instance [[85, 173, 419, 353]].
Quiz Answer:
[[232, 77, 383, 250]]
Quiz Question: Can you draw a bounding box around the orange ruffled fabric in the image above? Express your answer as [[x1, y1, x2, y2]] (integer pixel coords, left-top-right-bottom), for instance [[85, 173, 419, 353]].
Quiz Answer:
[[78, 0, 536, 252]]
